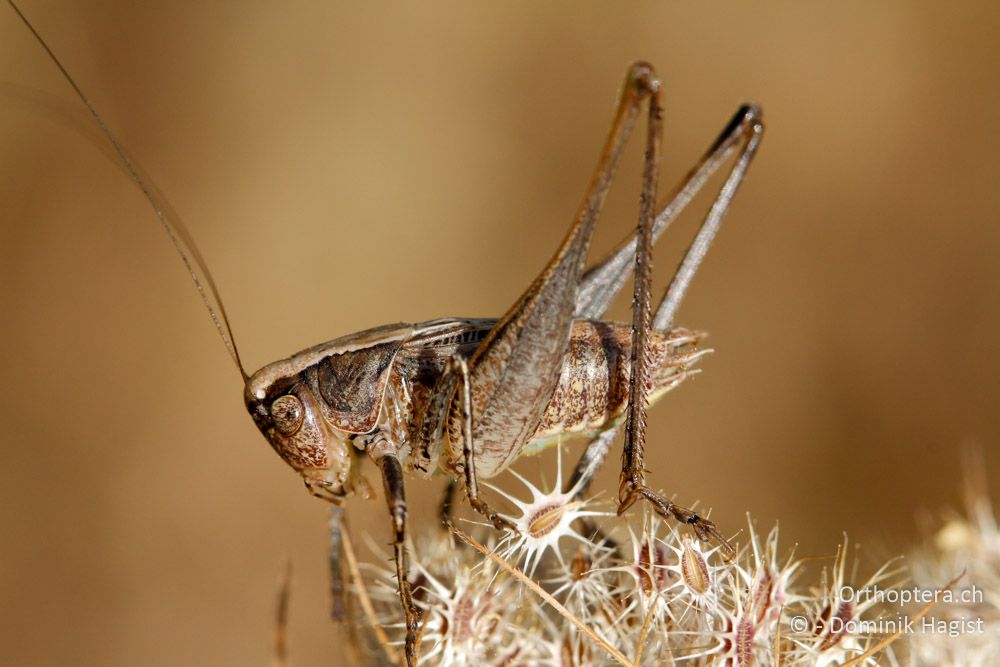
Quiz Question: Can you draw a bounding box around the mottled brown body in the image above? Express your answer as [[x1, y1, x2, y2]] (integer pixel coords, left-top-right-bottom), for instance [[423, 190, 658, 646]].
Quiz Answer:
[[244, 317, 706, 488], [517, 320, 703, 456]]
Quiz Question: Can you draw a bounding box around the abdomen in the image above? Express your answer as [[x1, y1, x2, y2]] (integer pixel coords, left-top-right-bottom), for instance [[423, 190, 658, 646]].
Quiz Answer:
[[523, 320, 707, 454]]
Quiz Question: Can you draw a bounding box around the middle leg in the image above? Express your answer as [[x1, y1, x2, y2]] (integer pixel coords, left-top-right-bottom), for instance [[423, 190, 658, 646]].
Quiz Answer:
[[452, 356, 517, 532]]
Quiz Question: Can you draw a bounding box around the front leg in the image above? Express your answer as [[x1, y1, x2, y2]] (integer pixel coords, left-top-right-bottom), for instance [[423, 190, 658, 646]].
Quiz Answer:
[[377, 455, 423, 666], [327, 505, 346, 621]]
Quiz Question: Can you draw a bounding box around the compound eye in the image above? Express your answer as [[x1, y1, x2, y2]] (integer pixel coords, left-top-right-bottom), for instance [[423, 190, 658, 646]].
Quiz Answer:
[[271, 395, 305, 435]]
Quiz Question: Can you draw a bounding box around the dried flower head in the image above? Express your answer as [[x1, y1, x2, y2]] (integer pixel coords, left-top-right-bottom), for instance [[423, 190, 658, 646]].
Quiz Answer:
[[906, 450, 1000, 666], [488, 446, 608, 576], [346, 443, 908, 666]]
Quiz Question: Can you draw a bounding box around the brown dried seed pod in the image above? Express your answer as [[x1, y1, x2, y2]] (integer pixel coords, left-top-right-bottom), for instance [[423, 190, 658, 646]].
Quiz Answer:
[[636, 539, 670, 595], [817, 601, 854, 651], [748, 568, 773, 623], [527, 502, 575, 539], [681, 539, 710, 595], [735, 616, 756, 667], [569, 546, 593, 582]]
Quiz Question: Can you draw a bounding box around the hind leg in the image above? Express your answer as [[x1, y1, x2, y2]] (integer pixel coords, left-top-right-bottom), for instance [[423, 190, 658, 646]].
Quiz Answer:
[[449, 64, 664, 509], [565, 105, 765, 506], [617, 104, 765, 558], [566, 105, 763, 547]]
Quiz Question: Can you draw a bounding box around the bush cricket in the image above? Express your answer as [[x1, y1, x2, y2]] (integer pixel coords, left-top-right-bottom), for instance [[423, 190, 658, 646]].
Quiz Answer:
[[10, 2, 763, 663]]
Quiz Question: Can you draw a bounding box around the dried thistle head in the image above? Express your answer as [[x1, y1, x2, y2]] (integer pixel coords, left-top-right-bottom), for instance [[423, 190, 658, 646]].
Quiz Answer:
[[781, 536, 903, 667], [906, 450, 1000, 666], [348, 447, 907, 666], [488, 448, 608, 576]]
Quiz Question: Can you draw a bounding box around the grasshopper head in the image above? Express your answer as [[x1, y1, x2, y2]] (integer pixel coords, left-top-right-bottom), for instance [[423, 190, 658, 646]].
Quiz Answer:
[[244, 373, 352, 500]]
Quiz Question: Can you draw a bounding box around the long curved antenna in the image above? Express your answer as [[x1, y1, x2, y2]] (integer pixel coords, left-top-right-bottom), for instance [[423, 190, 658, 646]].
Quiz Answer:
[[9, 0, 248, 380]]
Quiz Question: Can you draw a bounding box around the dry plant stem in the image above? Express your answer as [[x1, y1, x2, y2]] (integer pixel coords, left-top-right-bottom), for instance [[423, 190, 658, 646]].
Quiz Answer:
[[272, 558, 292, 667], [449, 522, 631, 667], [772, 604, 784, 662], [632, 596, 662, 667], [340, 517, 400, 665], [837, 571, 966, 667]]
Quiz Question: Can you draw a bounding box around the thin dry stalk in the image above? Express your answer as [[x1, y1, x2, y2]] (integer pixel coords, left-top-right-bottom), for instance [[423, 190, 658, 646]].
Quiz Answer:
[[341, 517, 400, 665], [631, 593, 662, 666], [449, 522, 631, 666], [272, 558, 292, 667]]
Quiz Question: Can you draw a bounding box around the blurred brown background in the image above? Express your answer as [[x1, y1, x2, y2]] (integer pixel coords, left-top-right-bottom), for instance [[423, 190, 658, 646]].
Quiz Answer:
[[1, 1, 998, 665]]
